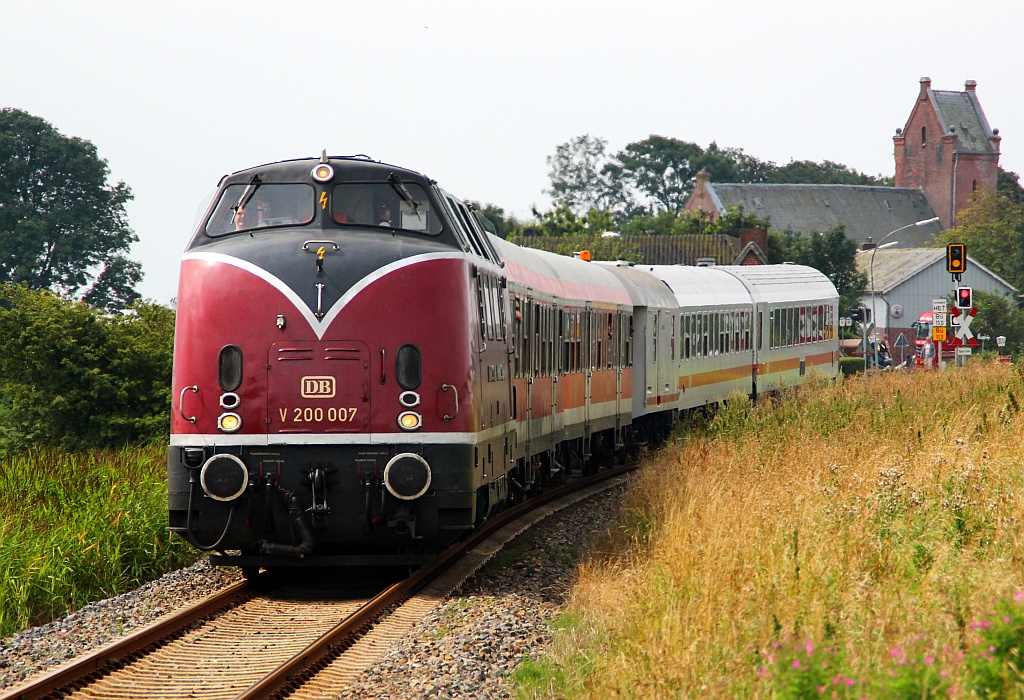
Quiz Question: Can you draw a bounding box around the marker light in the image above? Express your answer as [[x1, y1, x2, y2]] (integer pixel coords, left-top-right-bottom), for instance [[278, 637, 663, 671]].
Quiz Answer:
[[312, 164, 334, 182], [397, 411, 422, 431], [218, 412, 242, 433]]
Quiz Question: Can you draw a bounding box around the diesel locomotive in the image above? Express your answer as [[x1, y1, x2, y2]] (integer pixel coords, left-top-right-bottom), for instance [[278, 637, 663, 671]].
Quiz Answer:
[[168, 153, 840, 571]]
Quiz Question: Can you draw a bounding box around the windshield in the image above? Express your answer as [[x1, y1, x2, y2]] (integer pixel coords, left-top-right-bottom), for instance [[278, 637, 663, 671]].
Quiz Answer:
[[206, 183, 315, 236], [915, 321, 932, 340], [331, 182, 442, 235]]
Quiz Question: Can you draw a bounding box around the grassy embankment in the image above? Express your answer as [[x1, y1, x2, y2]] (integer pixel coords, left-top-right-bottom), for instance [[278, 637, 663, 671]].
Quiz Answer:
[[518, 361, 1024, 698], [0, 445, 198, 638]]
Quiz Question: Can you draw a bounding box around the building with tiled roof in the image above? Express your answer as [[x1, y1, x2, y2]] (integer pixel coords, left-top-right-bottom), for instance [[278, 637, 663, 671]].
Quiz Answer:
[[686, 174, 944, 247], [895, 78, 1001, 229]]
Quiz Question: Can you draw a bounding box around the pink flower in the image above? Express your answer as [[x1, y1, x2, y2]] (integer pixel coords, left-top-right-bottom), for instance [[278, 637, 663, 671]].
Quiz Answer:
[[1015, 590, 1024, 603], [925, 656, 934, 665], [805, 639, 815, 655], [845, 678, 855, 687], [1005, 616, 1012, 623], [793, 660, 802, 669]]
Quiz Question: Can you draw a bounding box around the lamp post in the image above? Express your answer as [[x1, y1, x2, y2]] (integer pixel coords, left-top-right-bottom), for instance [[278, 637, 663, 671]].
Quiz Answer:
[[870, 217, 941, 369]]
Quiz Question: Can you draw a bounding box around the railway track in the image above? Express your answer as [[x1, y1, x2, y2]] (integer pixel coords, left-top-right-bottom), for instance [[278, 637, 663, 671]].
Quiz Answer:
[[1, 465, 630, 700]]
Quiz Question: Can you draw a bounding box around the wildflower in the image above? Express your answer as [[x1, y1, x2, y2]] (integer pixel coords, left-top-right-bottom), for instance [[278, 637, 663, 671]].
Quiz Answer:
[[758, 667, 768, 678], [793, 660, 801, 669], [805, 639, 815, 655], [1014, 590, 1024, 603], [846, 677, 855, 687], [1004, 616, 1012, 623], [924, 656, 934, 665]]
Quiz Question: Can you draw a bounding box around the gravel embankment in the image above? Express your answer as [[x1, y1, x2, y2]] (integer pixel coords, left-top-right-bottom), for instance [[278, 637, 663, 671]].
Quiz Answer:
[[0, 484, 625, 698]]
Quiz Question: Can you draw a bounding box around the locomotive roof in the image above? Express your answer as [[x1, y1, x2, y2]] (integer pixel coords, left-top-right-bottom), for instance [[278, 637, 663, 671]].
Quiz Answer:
[[220, 156, 431, 186]]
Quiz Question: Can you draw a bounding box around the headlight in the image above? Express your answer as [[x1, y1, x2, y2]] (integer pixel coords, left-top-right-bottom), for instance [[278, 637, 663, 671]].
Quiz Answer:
[[397, 411, 422, 431], [218, 412, 242, 433], [312, 163, 334, 182]]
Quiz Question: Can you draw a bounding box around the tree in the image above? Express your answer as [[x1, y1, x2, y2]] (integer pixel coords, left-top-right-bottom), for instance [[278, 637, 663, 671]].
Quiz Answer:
[[0, 109, 140, 310], [932, 190, 1024, 292], [467, 201, 524, 240], [605, 135, 706, 214], [968, 289, 1024, 357], [772, 224, 867, 314], [765, 160, 892, 186], [545, 134, 622, 215], [998, 166, 1024, 205]]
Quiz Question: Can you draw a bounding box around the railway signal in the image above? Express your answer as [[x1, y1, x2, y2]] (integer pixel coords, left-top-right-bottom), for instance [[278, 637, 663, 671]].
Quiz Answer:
[[946, 243, 967, 281], [956, 286, 973, 309]]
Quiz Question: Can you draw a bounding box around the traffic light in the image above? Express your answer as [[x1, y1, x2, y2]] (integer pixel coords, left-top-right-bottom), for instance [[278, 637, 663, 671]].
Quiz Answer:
[[957, 286, 973, 309], [946, 243, 967, 274], [849, 307, 870, 323]]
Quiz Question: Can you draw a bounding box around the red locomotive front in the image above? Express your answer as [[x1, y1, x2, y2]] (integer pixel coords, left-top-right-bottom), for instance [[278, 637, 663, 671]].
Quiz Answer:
[[168, 156, 502, 570]]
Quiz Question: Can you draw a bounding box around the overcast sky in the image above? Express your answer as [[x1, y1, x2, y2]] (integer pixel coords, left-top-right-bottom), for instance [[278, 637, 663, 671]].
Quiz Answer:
[[2, 1, 1021, 305]]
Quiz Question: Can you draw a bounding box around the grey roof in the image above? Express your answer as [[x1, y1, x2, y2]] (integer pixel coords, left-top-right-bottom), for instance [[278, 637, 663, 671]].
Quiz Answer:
[[930, 89, 997, 154], [855, 248, 1017, 294], [856, 248, 944, 293], [704, 183, 943, 247]]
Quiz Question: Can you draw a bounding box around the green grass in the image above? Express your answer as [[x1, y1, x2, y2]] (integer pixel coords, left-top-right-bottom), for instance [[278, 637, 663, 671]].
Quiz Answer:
[[0, 445, 198, 637]]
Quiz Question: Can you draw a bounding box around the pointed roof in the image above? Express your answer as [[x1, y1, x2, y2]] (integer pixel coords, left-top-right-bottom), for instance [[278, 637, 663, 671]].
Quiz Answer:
[[926, 80, 1000, 154], [695, 183, 942, 247], [855, 247, 1017, 294]]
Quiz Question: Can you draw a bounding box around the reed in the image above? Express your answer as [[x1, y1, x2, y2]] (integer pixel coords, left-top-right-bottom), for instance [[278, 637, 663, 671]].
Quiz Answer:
[[0, 445, 197, 637], [518, 362, 1024, 698]]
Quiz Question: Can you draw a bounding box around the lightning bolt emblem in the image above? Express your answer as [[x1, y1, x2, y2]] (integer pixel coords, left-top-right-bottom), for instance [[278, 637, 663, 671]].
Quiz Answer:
[[316, 246, 325, 261], [319, 192, 328, 210]]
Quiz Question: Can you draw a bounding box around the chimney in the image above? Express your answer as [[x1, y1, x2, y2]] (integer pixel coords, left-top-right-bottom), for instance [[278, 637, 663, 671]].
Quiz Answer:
[[919, 76, 931, 100], [965, 79, 977, 92], [739, 228, 767, 257]]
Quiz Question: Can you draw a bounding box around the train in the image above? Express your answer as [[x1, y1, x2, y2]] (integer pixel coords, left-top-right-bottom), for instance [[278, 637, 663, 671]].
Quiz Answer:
[[167, 153, 840, 572]]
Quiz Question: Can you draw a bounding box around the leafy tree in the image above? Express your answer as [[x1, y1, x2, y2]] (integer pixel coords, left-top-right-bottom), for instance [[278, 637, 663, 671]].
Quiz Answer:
[[998, 166, 1024, 204], [605, 136, 710, 214], [0, 109, 140, 310], [965, 289, 1024, 357], [545, 134, 622, 215], [932, 190, 1024, 292], [765, 159, 892, 186], [772, 224, 867, 314], [0, 285, 173, 452], [467, 201, 524, 240], [618, 205, 770, 238]]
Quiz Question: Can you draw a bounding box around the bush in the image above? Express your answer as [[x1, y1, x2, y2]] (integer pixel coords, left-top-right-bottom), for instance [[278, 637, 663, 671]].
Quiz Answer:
[[839, 356, 864, 376], [0, 285, 174, 453]]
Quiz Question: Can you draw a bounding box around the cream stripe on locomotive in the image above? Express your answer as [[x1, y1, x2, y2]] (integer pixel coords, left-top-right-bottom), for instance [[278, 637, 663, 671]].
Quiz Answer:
[[182, 250, 466, 340]]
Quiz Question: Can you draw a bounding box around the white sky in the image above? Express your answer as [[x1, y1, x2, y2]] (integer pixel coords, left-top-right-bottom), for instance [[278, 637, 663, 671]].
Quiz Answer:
[[2, 1, 1021, 305]]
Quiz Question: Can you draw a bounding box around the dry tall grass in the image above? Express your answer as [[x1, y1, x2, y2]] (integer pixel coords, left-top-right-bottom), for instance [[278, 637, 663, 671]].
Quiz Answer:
[[521, 362, 1024, 697]]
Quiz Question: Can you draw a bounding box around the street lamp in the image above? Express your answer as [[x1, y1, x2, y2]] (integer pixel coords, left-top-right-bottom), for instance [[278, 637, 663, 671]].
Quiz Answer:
[[870, 216, 941, 368]]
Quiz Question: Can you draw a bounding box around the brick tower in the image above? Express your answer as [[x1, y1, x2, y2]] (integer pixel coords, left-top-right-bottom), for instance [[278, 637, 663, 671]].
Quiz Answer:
[[894, 77, 1001, 229]]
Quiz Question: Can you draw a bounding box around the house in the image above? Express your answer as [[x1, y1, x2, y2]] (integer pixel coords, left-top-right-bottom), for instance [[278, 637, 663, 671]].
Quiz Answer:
[[684, 78, 1002, 248], [856, 248, 1016, 358]]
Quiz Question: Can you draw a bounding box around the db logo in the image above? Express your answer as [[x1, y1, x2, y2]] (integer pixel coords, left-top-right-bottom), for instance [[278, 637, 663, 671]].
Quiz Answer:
[[301, 376, 336, 398]]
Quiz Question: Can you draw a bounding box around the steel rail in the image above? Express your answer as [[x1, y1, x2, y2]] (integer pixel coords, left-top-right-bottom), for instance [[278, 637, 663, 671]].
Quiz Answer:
[[0, 580, 251, 700]]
